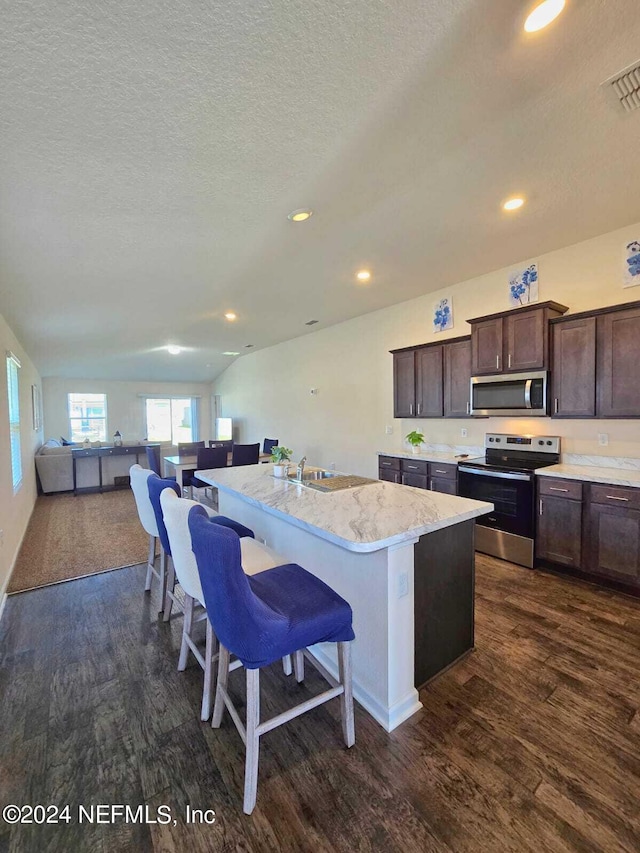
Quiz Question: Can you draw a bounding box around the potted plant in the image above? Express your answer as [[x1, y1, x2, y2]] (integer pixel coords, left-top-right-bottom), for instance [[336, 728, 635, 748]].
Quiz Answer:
[[405, 430, 425, 455], [271, 446, 293, 477]]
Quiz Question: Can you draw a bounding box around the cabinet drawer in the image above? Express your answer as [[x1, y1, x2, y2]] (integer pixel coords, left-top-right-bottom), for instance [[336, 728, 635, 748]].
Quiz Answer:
[[429, 462, 457, 481], [538, 478, 583, 501], [402, 472, 428, 489], [590, 484, 640, 510], [378, 456, 400, 471], [401, 459, 429, 476]]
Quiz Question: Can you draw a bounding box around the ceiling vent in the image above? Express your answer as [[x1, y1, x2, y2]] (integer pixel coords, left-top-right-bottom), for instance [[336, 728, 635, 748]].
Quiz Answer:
[[602, 60, 640, 113]]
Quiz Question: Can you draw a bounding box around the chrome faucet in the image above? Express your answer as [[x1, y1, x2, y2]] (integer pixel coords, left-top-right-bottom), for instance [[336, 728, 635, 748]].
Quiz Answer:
[[296, 456, 307, 481]]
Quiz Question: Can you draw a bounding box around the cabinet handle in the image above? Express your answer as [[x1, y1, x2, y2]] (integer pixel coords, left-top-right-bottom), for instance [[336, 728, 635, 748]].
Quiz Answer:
[[434, 469, 447, 474], [508, 354, 512, 368], [549, 487, 569, 492], [496, 354, 500, 370], [430, 480, 434, 490], [407, 465, 418, 470], [605, 495, 630, 501], [539, 499, 543, 515], [554, 398, 559, 414], [417, 403, 422, 415], [409, 403, 413, 415], [466, 401, 471, 415]]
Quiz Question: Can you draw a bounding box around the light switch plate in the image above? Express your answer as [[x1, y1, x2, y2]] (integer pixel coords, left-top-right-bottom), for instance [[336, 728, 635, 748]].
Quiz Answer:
[[598, 433, 609, 446]]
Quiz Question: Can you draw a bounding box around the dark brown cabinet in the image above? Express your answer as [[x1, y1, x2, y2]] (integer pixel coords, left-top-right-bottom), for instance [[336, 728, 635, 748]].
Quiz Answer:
[[586, 485, 640, 585], [536, 478, 583, 568], [550, 317, 596, 417], [469, 302, 568, 376], [597, 304, 640, 418], [378, 456, 457, 495], [444, 338, 471, 417], [391, 336, 471, 420]]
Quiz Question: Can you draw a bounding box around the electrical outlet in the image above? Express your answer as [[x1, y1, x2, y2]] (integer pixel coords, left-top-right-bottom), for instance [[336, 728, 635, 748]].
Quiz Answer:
[[385, 425, 393, 435], [598, 433, 609, 447], [398, 571, 409, 598], [461, 428, 468, 438], [329, 462, 336, 470]]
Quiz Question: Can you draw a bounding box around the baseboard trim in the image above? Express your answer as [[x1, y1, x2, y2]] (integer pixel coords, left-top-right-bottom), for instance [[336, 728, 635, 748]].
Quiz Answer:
[[0, 496, 37, 624]]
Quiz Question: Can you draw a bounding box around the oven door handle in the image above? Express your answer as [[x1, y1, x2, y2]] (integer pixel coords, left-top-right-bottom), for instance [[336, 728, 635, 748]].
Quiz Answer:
[[524, 379, 533, 408], [458, 466, 531, 482]]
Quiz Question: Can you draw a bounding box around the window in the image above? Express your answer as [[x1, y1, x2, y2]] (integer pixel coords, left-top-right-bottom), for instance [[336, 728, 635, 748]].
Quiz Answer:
[[68, 392, 107, 443], [145, 398, 198, 444], [6, 352, 22, 491]]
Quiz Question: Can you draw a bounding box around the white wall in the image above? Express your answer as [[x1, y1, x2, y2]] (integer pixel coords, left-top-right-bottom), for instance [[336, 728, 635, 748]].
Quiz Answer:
[[213, 221, 640, 477], [42, 378, 213, 447], [0, 313, 43, 603]]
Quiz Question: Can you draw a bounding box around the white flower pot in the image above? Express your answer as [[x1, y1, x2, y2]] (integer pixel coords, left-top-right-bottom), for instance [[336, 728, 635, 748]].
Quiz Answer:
[[273, 463, 289, 478], [411, 445, 421, 455]]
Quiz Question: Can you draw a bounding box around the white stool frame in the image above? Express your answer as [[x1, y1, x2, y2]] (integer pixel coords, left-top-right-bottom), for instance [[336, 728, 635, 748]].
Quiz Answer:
[[212, 641, 355, 814]]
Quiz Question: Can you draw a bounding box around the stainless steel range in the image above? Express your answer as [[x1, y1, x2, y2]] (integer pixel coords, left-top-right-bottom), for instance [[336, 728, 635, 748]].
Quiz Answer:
[[457, 433, 561, 568]]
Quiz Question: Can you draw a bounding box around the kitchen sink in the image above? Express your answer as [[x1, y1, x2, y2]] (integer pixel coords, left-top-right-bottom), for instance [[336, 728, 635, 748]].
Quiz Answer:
[[287, 470, 340, 483]]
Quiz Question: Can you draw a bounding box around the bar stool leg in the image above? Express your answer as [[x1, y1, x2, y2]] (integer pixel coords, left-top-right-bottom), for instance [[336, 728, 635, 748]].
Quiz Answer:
[[212, 644, 230, 728], [282, 655, 292, 676], [201, 617, 217, 721], [293, 649, 305, 683], [244, 667, 261, 815], [162, 556, 175, 622], [338, 641, 355, 748], [144, 534, 155, 591], [178, 594, 194, 671], [159, 547, 167, 612]]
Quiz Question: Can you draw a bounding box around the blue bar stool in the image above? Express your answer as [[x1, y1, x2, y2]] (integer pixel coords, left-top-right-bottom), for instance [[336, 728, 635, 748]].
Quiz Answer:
[[189, 506, 356, 815]]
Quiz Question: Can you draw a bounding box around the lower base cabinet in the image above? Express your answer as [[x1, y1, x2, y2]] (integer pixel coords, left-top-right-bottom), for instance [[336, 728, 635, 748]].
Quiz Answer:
[[378, 456, 457, 495], [536, 477, 640, 592]]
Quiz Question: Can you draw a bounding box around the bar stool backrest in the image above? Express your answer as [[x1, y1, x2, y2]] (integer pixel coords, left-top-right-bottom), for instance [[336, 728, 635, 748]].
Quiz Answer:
[[130, 464, 159, 537], [147, 474, 181, 556]]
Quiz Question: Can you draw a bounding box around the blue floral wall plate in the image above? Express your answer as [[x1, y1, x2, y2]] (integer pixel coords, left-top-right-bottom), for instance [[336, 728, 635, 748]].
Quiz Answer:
[[433, 297, 453, 333], [624, 240, 640, 288], [508, 264, 538, 307]]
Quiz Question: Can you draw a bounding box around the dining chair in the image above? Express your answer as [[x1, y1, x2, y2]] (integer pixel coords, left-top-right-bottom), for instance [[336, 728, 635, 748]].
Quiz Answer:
[[262, 438, 278, 456], [176, 441, 205, 495], [145, 444, 176, 480], [189, 507, 356, 815], [231, 442, 260, 466], [129, 464, 168, 604], [188, 446, 228, 500], [160, 488, 288, 719]]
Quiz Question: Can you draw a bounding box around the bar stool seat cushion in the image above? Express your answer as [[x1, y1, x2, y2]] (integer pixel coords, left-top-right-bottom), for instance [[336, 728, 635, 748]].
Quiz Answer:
[[189, 507, 355, 670]]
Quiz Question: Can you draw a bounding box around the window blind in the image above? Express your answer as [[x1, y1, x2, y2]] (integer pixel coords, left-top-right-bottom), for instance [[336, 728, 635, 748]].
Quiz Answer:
[[6, 352, 22, 491]]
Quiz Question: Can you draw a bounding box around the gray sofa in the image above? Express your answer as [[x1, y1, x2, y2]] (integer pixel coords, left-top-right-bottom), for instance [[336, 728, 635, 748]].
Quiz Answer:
[[35, 439, 151, 494]]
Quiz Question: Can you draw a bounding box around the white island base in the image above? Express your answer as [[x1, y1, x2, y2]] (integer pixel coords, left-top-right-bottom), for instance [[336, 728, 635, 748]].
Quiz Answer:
[[196, 465, 491, 732]]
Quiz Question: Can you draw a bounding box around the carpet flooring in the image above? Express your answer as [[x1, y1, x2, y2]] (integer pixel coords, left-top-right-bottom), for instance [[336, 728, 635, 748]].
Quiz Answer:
[[8, 489, 149, 593]]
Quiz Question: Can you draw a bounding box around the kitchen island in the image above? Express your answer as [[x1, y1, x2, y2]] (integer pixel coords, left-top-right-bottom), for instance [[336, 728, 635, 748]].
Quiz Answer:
[[195, 463, 491, 731]]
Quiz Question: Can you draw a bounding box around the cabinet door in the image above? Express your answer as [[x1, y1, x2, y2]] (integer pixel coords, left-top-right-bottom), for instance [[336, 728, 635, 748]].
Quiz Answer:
[[471, 318, 503, 374], [379, 468, 400, 484], [536, 495, 582, 568], [416, 346, 443, 417], [597, 306, 640, 418], [586, 502, 640, 585], [551, 318, 596, 417], [402, 472, 428, 489], [429, 477, 457, 495], [393, 351, 416, 417], [444, 339, 471, 417], [505, 309, 546, 371]]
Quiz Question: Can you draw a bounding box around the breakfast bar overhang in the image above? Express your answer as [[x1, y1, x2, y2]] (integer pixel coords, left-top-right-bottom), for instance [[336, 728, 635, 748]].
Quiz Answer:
[[195, 464, 492, 732]]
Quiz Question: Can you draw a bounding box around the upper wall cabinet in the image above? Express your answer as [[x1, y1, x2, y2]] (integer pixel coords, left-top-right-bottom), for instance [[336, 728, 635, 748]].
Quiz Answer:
[[469, 302, 569, 375], [551, 300, 640, 419], [391, 336, 471, 419]]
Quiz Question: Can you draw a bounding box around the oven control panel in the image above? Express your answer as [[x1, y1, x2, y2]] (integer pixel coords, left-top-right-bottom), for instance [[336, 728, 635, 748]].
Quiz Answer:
[[484, 433, 560, 453]]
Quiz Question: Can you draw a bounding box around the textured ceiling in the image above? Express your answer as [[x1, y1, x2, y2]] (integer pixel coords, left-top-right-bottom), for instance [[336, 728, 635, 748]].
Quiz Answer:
[[1, 0, 639, 381]]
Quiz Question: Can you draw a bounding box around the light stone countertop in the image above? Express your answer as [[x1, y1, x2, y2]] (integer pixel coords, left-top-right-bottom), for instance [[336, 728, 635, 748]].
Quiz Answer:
[[536, 464, 640, 488], [377, 449, 480, 465], [196, 463, 492, 553]]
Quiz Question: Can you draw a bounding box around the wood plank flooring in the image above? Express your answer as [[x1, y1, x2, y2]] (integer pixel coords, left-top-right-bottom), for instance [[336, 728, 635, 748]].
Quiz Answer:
[[1, 553, 639, 852]]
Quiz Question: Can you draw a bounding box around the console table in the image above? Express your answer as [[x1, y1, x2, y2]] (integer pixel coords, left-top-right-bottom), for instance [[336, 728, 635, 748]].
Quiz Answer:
[[71, 444, 158, 494]]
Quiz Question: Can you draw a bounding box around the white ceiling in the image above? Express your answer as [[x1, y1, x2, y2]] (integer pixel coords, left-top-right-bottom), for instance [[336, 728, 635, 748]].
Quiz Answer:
[[1, 0, 639, 382]]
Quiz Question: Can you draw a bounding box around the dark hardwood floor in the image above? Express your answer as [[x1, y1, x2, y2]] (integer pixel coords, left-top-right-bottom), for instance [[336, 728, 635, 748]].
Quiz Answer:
[[1, 554, 639, 852]]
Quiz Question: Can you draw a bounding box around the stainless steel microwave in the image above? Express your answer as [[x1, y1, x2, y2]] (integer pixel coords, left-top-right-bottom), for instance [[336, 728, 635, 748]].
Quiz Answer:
[[470, 370, 548, 417]]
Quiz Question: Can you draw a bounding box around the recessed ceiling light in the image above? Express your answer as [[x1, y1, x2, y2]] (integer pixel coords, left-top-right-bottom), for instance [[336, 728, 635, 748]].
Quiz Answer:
[[503, 197, 525, 211], [222, 351, 240, 356], [288, 208, 313, 222], [224, 312, 237, 321], [524, 0, 565, 33], [356, 270, 371, 282], [167, 345, 181, 355]]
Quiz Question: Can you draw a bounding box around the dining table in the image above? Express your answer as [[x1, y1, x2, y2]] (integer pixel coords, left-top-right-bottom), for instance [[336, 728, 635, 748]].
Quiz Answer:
[[163, 452, 271, 488]]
